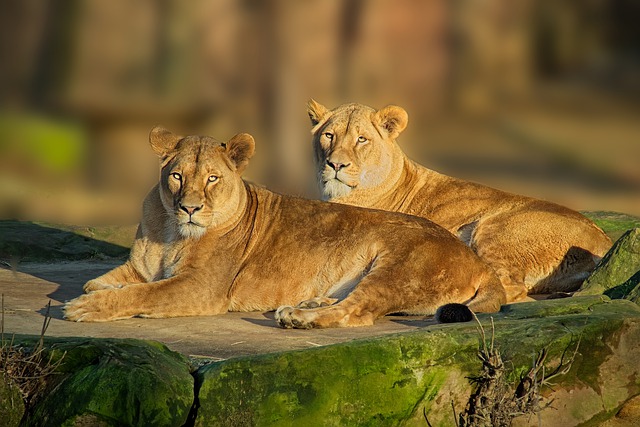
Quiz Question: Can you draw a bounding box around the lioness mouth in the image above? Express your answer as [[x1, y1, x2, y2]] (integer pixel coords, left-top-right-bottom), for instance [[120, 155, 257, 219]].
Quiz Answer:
[[325, 179, 356, 189], [321, 178, 355, 200]]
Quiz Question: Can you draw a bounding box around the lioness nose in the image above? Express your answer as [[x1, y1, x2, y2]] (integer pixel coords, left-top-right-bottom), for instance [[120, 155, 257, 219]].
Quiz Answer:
[[327, 160, 350, 171], [179, 204, 203, 216]]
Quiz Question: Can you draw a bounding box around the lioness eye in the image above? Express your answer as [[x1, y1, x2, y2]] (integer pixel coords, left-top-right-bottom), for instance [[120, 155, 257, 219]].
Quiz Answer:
[[357, 136, 368, 144], [171, 172, 182, 181], [324, 132, 333, 140], [208, 175, 218, 183]]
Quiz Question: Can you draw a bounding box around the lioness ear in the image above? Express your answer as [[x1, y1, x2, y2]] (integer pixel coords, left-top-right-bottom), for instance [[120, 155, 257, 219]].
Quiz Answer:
[[307, 99, 329, 127], [149, 126, 182, 157], [225, 133, 255, 173], [373, 105, 408, 139]]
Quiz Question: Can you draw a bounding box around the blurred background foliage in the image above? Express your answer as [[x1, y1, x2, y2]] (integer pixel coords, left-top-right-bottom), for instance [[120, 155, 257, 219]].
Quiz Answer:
[[0, 0, 638, 225]]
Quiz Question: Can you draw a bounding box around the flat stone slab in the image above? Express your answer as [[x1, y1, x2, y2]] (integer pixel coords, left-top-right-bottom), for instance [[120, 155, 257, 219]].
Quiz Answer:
[[0, 261, 434, 360]]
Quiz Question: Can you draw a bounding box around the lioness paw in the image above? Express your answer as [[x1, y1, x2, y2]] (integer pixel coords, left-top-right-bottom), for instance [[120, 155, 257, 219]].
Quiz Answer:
[[275, 306, 314, 329], [295, 297, 338, 309], [64, 291, 123, 322], [83, 279, 120, 293]]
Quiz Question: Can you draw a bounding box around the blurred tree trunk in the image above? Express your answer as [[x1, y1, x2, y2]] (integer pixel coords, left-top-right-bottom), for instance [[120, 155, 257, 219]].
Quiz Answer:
[[263, 0, 343, 196], [450, 0, 535, 114]]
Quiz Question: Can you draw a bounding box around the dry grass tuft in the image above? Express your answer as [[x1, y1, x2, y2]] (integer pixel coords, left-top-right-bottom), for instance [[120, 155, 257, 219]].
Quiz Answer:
[[456, 316, 580, 427], [1, 296, 66, 410], [425, 315, 580, 427]]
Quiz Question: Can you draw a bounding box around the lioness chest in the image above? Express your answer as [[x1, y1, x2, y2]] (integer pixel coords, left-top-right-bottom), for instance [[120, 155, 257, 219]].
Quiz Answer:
[[134, 233, 192, 282]]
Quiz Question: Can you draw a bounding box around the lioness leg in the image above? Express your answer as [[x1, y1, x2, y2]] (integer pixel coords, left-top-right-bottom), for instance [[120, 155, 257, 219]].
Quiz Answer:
[[65, 276, 229, 322], [276, 257, 505, 328], [275, 302, 378, 329], [83, 261, 146, 292], [276, 275, 398, 328], [276, 274, 422, 328], [471, 210, 608, 300], [492, 267, 529, 303]]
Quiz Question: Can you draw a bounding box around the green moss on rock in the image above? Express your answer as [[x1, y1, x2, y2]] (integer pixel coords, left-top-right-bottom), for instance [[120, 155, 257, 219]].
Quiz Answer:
[[0, 375, 24, 427], [194, 297, 640, 426], [578, 228, 640, 299], [498, 295, 612, 318], [3, 298, 640, 426], [12, 337, 193, 427], [582, 211, 640, 241], [623, 277, 640, 304]]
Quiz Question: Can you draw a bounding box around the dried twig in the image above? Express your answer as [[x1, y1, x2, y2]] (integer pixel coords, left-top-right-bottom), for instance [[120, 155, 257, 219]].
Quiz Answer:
[[455, 317, 580, 427], [1, 298, 66, 409]]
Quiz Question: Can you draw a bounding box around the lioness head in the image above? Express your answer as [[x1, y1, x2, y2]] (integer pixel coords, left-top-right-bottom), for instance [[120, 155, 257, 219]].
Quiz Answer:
[[149, 127, 255, 238], [307, 100, 408, 201]]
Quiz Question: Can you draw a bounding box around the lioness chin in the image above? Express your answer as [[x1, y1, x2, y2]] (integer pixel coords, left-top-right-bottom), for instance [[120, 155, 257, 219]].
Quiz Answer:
[[63, 127, 505, 328], [307, 100, 612, 303]]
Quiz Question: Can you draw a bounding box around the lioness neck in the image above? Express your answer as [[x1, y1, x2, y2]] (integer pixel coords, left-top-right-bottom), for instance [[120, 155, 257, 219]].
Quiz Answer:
[[358, 155, 526, 232], [213, 181, 251, 237]]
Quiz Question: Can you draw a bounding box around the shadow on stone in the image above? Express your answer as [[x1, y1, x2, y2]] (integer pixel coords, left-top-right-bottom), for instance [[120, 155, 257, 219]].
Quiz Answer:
[[241, 312, 280, 329], [0, 220, 132, 263]]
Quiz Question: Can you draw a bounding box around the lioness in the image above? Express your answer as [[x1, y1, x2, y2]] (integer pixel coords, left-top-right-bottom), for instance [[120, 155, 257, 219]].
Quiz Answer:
[[307, 100, 612, 302], [64, 127, 506, 328]]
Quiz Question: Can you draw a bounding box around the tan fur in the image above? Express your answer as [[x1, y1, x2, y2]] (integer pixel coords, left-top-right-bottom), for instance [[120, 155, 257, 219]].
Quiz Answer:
[[308, 100, 612, 302], [63, 127, 506, 328]]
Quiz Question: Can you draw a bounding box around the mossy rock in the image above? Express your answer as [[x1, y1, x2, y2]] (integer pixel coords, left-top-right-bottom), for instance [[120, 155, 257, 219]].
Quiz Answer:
[[0, 220, 134, 262], [623, 278, 640, 304], [0, 375, 24, 427], [193, 296, 640, 426], [9, 337, 194, 427], [582, 211, 640, 241], [577, 228, 640, 301], [3, 299, 640, 426]]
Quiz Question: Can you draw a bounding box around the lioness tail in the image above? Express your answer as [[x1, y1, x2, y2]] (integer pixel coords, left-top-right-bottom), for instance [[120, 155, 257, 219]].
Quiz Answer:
[[436, 271, 505, 323], [435, 303, 473, 323]]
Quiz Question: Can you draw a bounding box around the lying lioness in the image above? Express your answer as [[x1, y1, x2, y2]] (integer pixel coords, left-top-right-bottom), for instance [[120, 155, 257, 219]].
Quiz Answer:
[[64, 127, 506, 328], [307, 100, 612, 302]]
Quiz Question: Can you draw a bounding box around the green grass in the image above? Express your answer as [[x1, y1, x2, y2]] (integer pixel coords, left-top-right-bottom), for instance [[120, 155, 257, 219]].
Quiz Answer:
[[582, 211, 640, 241], [0, 112, 86, 173]]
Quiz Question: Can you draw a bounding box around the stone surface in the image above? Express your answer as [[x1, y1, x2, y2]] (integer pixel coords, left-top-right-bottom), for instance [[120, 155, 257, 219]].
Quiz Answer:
[[2, 290, 640, 426], [598, 394, 640, 427], [0, 261, 440, 359], [194, 296, 640, 427], [13, 336, 194, 427], [577, 228, 640, 300], [623, 278, 640, 304]]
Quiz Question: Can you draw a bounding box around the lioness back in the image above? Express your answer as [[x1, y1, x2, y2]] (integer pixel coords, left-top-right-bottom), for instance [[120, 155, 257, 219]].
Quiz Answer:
[[64, 126, 505, 327], [307, 100, 612, 302]]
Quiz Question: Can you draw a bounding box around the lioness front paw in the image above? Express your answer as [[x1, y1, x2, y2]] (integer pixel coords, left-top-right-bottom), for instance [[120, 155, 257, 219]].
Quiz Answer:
[[64, 290, 123, 322], [275, 306, 313, 329], [83, 279, 119, 293]]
